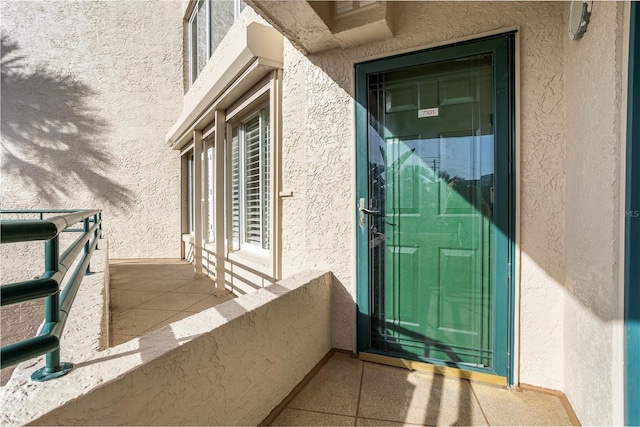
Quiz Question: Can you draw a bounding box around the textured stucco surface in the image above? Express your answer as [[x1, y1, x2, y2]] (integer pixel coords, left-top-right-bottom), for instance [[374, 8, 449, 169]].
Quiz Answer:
[[1, 1, 183, 258], [2, 1, 629, 424], [562, 2, 624, 425], [276, 2, 569, 383], [181, 0, 572, 385], [1, 269, 332, 426]]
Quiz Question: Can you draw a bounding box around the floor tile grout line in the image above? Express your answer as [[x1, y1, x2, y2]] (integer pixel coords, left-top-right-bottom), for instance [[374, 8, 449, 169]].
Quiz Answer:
[[354, 361, 433, 427], [468, 380, 491, 426], [116, 306, 184, 314], [354, 358, 365, 425], [113, 298, 225, 338], [167, 290, 218, 295], [135, 311, 188, 337], [108, 263, 208, 346], [133, 293, 212, 312], [356, 415, 432, 426], [281, 408, 429, 427], [126, 289, 172, 310], [114, 309, 189, 339], [279, 407, 357, 420], [179, 293, 218, 311]]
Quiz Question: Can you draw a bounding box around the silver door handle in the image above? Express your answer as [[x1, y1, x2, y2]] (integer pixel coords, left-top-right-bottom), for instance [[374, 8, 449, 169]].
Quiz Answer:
[[359, 198, 379, 215], [359, 198, 380, 227], [360, 207, 380, 215]]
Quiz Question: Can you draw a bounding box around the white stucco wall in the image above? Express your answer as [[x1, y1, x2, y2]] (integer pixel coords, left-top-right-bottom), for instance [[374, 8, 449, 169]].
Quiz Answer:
[[562, 2, 625, 425], [277, 2, 568, 386], [1, 1, 183, 258], [4, 2, 628, 424], [170, 3, 572, 388]]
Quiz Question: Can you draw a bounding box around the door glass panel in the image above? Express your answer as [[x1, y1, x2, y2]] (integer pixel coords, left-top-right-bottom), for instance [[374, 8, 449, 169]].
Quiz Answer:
[[368, 54, 495, 368]]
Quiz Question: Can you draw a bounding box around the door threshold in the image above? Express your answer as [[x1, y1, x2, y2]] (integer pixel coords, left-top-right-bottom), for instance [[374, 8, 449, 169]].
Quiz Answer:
[[359, 352, 507, 386]]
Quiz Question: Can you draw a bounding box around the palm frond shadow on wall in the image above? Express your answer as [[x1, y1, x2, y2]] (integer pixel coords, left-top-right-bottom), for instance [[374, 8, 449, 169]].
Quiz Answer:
[[0, 35, 133, 209]]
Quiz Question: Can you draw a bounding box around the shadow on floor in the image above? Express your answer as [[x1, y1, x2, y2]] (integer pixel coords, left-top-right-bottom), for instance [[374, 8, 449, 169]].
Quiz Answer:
[[270, 352, 575, 426], [108, 259, 235, 346]]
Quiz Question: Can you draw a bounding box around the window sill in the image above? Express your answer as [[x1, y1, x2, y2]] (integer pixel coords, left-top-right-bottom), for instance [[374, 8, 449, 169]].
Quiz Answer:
[[227, 248, 271, 277], [185, 234, 272, 277]]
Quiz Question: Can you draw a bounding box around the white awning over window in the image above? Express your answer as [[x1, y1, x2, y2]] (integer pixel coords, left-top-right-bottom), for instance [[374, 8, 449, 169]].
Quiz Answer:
[[166, 22, 283, 150]]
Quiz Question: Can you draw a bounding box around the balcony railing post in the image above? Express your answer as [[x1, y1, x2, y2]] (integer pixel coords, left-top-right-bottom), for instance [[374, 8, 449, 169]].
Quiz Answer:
[[84, 218, 92, 275], [44, 238, 59, 334], [98, 212, 103, 240], [44, 236, 59, 280], [93, 214, 99, 250], [40, 237, 65, 376], [44, 294, 61, 372], [1, 209, 101, 381]]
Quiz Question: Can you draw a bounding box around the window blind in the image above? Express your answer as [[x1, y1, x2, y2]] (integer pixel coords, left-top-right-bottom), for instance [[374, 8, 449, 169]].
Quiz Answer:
[[231, 127, 240, 246], [261, 108, 270, 250], [244, 115, 262, 246], [230, 106, 270, 251]]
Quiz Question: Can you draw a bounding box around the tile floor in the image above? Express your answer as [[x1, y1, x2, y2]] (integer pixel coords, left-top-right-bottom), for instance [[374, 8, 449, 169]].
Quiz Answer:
[[109, 261, 575, 426], [270, 352, 575, 426], [109, 259, 235, 346]]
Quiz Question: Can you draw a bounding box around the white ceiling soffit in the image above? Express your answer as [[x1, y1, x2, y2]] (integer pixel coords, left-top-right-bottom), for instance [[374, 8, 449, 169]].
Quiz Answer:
[[166, 23, 283, 149]]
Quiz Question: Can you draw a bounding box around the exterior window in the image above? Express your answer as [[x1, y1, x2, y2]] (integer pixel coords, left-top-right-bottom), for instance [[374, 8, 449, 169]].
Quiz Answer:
[[231, 106, 270, 251], [188, 152, 195, 234], [189, 0, 208, 84], [189, 0, 246, 85], [334, 0, 377, 16], [176, 71, 281, 279], [207, 141, 215, 242]]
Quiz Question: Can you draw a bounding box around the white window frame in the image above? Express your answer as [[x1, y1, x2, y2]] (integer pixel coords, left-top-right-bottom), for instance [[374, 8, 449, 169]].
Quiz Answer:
[[206, 138, 215, 243], [234, 0, 245, 19], [187, 151, 195, 234], [334, 0, 378, 17], [180, 143, 197, 238], [230, 105, 270, 254], [189, 0, 211, 85], [188, 0, 246, 86], [180, 70, 281, 281], [223, 72, 281, 279]]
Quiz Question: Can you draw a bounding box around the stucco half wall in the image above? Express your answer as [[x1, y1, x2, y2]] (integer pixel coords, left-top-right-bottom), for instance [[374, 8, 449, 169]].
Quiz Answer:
[[1, 269, 332, 426]]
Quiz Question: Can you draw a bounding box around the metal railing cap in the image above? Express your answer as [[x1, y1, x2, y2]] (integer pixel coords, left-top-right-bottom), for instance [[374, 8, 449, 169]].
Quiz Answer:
[[0, 220, 61, 243]]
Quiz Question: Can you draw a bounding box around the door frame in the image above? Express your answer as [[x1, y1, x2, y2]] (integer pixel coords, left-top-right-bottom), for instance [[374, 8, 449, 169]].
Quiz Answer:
[[625, 2, 639, 425], [355, 33, 517, 383]]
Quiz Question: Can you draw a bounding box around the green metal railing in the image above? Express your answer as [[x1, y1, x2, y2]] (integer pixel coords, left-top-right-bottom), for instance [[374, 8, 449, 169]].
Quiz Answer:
[[0, 209, 102, 381]]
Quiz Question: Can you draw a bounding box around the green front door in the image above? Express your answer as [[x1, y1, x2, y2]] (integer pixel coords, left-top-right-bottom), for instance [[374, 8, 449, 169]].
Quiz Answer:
[[356, 34, 514, 378]]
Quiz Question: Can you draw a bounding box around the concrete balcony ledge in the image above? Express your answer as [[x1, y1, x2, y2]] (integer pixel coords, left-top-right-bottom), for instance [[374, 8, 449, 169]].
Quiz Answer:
[[1, 262, 332, 426]]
